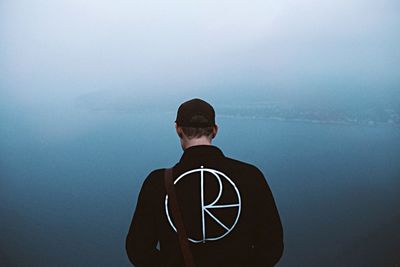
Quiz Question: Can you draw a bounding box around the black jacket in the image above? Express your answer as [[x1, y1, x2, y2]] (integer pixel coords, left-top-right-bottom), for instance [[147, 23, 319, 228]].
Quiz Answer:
[[126, 145, 284, 267]]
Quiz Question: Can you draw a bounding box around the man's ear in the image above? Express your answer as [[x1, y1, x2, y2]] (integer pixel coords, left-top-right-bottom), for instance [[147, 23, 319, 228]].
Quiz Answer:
[[211, 124, 218, 139], [175, 124, 183, 138]]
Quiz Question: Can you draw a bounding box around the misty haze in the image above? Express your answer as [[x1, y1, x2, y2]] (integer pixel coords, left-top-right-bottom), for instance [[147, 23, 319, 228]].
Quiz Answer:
[[1, 0, 399, 266]]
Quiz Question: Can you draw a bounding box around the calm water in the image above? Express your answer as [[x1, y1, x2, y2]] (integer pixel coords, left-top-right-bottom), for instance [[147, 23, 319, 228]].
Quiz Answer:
[[1, 107, 399, 266]]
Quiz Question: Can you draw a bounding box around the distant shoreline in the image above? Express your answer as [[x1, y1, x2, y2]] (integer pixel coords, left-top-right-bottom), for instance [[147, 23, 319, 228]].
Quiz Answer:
[[74, 94, 400, 128], [218, 114, 400, 128]]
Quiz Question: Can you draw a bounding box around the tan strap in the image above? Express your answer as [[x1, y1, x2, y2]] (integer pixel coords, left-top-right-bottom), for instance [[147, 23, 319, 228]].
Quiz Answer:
[[164, 168, 196, 267]]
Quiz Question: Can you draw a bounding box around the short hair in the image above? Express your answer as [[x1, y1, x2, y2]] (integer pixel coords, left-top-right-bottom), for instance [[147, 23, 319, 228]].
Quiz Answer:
[[179, 115, 214, 139], [181, 126, 214, 139]]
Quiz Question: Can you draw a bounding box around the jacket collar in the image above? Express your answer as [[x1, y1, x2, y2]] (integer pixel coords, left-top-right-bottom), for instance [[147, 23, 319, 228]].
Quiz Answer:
[[179, 145, 224, 163]]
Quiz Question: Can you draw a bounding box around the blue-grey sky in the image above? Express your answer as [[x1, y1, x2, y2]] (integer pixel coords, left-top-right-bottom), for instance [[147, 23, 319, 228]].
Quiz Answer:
[[1, 0, 399, 110]]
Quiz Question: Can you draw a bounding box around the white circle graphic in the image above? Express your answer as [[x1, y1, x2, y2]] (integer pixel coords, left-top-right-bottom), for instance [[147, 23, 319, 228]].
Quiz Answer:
[[165, 166, 241, 243]]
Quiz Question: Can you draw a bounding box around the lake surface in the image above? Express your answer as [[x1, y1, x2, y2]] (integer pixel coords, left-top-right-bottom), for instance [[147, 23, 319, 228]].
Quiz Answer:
[[1, 106, 399, 266]]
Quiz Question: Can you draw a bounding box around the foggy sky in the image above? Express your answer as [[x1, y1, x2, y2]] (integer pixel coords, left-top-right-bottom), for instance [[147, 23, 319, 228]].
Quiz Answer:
[[1, 0, 399, 109]]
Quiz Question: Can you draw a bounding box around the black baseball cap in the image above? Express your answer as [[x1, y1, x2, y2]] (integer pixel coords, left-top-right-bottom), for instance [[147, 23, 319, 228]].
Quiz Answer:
[[175, 98, 216, 127]]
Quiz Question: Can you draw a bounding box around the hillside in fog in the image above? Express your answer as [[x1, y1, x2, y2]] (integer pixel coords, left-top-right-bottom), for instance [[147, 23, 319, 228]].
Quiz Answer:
[[75, 89, 400, 127]]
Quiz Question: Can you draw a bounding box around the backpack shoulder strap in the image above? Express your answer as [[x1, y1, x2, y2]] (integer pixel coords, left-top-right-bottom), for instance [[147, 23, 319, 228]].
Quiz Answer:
[[164, 168, 196, 267]]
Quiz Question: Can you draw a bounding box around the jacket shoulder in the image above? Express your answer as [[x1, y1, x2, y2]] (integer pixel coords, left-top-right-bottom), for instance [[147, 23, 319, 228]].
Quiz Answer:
[[224, 156, 264, 175], [146, 168, 165, 180], [139, 168, 166, 195]]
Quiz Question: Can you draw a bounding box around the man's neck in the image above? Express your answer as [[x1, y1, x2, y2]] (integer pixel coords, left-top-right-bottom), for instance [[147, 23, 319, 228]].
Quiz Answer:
[[183, 137, 212, 150]]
